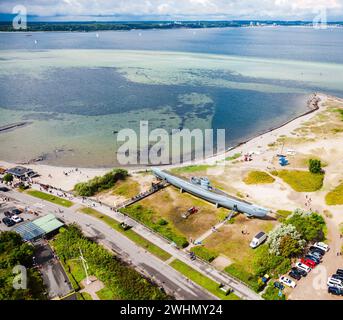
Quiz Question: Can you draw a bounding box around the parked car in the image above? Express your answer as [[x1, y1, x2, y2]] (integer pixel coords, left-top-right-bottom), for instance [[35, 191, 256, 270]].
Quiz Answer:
[[11, 208, 22, 215], [332, 274, 343, 282], [336, 269, 343, 276], [292, 266, 307, 277], [289, 270, 301, 281], [300, 258, 316, 268], [328, 286, 343, 296], [274, 281, 285, 290], [10, 215, 23, 224], [309, 246, 325, 256], [295, 262, 312, 274], [308, 250, 323, 260], [313, 242, 329, 252], [305, 254, 321, 265], [327, 277, 343, 288], [279, 276, 296, 288], [2, 217, 15, 227], [4, 211, 13, 218], [0, 186, 9, 192], [249, 231, 267, 249]]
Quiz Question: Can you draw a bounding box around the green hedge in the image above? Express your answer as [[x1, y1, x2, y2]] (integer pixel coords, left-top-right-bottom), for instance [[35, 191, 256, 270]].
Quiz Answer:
[[74, 169, 128, 196]]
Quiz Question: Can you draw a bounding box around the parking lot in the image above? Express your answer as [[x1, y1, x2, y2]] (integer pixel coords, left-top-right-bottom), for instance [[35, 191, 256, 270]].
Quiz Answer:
[[0, 192, 42, 232]]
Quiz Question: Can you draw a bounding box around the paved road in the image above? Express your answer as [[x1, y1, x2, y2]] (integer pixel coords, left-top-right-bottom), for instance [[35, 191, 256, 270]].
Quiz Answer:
[[31, 184, 262, 300], [1, 188, 215, 300]]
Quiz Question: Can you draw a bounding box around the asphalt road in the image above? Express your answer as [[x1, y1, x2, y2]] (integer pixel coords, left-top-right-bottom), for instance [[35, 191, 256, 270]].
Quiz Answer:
[[1, 188, 215, 300]]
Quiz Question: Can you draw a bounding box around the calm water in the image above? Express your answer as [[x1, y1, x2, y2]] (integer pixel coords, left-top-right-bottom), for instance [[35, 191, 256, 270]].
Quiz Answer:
[[0, 27, 342, 167]]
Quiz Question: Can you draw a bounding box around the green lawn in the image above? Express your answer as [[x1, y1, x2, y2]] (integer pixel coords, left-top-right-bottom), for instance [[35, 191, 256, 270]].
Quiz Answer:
[[243, 171, 275, 185], [170, 259, 240, 300], [325, 182, 343, 205], [224, 263, 260, 292], [27, 190, 74, 207], [96, 287, 117, 300], [226, 153, 242, 161], [171, 165, 213, 174], [76, 292, 93, 300], [274, 170, 324, 192], [80, 207, 171, 261]]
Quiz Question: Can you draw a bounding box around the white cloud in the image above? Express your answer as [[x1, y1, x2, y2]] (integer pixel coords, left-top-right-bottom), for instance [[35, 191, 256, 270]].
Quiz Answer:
[[1, 0, 343, 20]]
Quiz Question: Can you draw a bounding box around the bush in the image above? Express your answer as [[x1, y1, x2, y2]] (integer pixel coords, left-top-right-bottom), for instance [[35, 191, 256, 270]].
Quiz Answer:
[[286, 209, 326, 242], [267, 224, 305, 257], [309, 159, 322, 174], [3, 173, 13, 183], [74, 169, 128, 196], [262, 283, 286, 300], [190, 246, 218, 262]]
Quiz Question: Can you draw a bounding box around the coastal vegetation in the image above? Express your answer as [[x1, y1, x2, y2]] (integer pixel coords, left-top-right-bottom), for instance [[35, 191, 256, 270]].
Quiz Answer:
[[27, 190, 74, 207], [79, 207, 171, 261], [243, 171, 275, 185], [74, 169, 128, 197], [226, 153, 242, 161], [171, 165, 213, 174], [0, 232, 46, 300], [111, 178, 140, 198], [272, 170, 324, 192], [52, 224, 170, 300], [169, 259, 239, 300], [325, 182, 343, 205], [120, 204, 189, 248]]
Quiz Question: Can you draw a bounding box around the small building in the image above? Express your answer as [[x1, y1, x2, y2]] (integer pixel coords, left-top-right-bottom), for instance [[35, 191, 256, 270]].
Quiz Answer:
[[6, 166, 38, 180], [13, 214, 64, 242]]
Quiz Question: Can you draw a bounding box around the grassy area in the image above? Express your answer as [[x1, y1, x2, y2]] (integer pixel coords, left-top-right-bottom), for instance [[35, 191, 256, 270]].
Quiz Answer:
[[190, 246, 218, 263], [27, 190, 74, 207], [325, 182, 343, 205], [96, 287, 117, 300], [276, 210, 293, 221], [170, 259, 239, 300], [76, 292, 93, 300], [112, 178, 140, 198], [226, 153, 242, 161], [171, 165, 213, 174], [79, 207, 171, 261], [243, 171, 275, 185], [225, 264, 260, 292], [120, 204, 189, 248], [273, 170, 324, 192]]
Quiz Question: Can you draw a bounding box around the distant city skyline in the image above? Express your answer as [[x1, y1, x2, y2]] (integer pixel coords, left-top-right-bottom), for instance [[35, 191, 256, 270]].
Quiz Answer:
[[0, 0, 342, 22]]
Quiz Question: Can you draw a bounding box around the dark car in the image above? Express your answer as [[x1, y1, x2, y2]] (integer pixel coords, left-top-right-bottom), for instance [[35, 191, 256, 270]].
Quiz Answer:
[[328, 286, 343, 296], [337, 269, 343, 276], [4, 211, 13, 218], [274, 281, 285, 290], [309, 246, 325, 256], [2, 217, 15, 227], [305, 255, 320, 264], [293, 267, 307, 277], [332, 274, 343, 282], [11, 209, 22, 215], [0, 187, 9, 192], [289, 270, 301, 281]]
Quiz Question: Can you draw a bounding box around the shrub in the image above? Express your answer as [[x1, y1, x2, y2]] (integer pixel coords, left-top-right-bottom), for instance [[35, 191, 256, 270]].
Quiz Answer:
[[309, 159, 322, 174], [262, 282, 286, 300], [190, 246, 218, 262], [74, 169, 128, 196], [286, 209, 326, 242], [3, 173, 13, 183], [267, 224, 305, 257]]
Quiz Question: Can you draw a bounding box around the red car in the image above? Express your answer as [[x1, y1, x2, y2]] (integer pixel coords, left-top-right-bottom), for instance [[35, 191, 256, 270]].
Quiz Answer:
[[300, 258, 316, 268]]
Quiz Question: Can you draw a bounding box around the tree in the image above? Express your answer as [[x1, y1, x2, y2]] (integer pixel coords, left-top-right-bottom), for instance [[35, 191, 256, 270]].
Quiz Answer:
[[309, 159, 322, 174], [267, 224, 305, 257], [3, 173, 13, 183]]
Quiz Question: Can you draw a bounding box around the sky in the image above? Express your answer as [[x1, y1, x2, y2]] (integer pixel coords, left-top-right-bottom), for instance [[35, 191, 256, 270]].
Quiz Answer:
[[0, 0, 343, 21]]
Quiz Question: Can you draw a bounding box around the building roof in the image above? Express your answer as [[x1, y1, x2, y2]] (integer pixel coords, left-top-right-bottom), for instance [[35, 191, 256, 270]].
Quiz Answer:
[[6, 166, 33, 177], [13, 214, 64, 241]]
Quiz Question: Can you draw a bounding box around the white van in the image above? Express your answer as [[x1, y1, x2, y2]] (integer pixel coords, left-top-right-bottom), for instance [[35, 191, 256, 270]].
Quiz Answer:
[[250, 232, 267, 249], [295, 262, 312, 274]]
